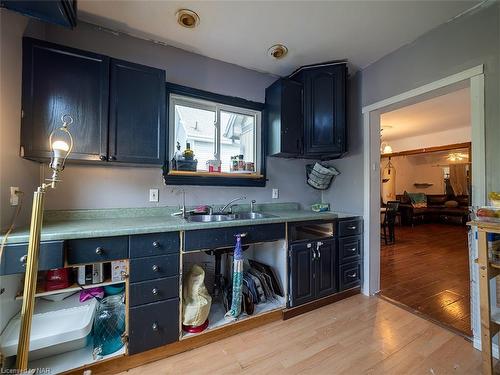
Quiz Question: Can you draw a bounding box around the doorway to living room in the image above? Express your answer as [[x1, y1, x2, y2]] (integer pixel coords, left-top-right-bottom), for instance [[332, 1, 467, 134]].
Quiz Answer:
[[378, 87, 472, 336]]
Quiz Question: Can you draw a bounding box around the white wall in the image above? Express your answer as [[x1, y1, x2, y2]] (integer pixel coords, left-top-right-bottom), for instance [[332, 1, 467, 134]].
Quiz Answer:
[[0, 10, 41, 229], [388, 126, 470, 153], [382, 155, 446, 195], [0, 12, 321, 229]]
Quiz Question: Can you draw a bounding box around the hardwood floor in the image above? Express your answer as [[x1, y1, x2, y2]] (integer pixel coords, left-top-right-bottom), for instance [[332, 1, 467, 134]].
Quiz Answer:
[[118, 295, 481, 375], [380, 223, 471, 336]]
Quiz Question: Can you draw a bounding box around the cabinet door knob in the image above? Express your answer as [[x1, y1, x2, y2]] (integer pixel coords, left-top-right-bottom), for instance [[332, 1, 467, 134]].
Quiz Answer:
[[95, 247, 103, 255], [109, 155, 117, 161], [347, 225, 357, 230], [152, 241, 160, 248], [152, 322, 159, 331], [152, 288, 159, 295], [350, 247, 357, 252], [19, 255, 28, 264], [152, 264, 159, 272], [99, 155, 107, 161], [348, 272, 357, 278]]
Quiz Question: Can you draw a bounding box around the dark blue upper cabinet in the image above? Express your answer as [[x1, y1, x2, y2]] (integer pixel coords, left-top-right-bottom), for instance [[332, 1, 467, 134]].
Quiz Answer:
[[109, 59, 166, 164], [265, 63, 347, 160], [1, 0, 77, 28], [21, 38, 167, 166], [265, 78, 303, 157], [21, 37, 110, 162], [302, 64, 346, 158]]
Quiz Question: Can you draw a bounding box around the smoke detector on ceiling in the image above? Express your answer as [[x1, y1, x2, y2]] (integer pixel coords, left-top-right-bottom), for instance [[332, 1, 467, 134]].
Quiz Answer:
[[176, 9, 200, 28], [268, 44, 288, 60]]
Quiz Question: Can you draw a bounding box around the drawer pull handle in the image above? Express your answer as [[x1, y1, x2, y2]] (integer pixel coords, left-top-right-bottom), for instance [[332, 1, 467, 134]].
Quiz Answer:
[[95, 247, 104, 255], [19, 255, 28, 264], [349, 247, 357, 252], [152, 288, 159, 295], [152, 322, 159, 331], [348, 272, 357, 278], [152, 241, 160, 248], [152, 264, 159, 272], [347, 226, 357, 230]]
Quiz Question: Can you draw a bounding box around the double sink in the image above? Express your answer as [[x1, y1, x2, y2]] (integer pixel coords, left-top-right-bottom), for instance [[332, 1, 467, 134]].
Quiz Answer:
[[186, 212, 276, 222]]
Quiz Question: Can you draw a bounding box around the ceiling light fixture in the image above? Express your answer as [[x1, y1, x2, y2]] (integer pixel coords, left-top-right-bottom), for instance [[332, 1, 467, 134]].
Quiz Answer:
[[268, 44, 288, 60], [176, 9, 200, 29]]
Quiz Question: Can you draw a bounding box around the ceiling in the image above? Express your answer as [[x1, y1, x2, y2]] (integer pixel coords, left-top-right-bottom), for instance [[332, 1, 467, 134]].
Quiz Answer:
[[78, 1, 480, 76], [380, 87, 471, 142]]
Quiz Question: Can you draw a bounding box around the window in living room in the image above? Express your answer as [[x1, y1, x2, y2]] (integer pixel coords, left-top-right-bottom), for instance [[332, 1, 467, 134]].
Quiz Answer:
[[378, 86, 472, 337]]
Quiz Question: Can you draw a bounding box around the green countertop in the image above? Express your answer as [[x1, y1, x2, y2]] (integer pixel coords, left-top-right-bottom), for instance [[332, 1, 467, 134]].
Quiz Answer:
[[0, 203, 360, 245]]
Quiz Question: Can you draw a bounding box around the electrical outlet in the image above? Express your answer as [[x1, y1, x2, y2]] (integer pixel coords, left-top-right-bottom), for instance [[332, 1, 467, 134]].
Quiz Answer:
[[149, 188, 159, 202], [272, 188, 279, 199], [10, 187, 19, 206]]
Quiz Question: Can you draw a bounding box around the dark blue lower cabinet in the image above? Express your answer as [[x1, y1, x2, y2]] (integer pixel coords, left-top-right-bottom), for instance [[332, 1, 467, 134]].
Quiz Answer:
[[184, 223, 285, 252], [289, 239, 337, 307], [339, 261, 361, 291], [129, 276, 178, 307], [315, 239, 337, 298], [129, 254, 179, 283], [0, 241, 64, 275], [289, 242, 315, 307], [66, 236, 128, 265], [128, 298, 179, 355]]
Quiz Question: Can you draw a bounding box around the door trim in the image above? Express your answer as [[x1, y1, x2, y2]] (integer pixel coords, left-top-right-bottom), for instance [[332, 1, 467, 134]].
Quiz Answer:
[[361, 65, 485, 349]]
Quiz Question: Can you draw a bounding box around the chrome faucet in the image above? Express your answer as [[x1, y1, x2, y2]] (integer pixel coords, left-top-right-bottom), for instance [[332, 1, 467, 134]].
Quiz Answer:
[[220, 196, 246, 214], [250, 199, 256, 213]]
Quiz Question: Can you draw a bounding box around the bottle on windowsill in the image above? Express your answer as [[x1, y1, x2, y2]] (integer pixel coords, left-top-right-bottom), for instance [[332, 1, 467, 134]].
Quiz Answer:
[[183, 142, 194, 160]]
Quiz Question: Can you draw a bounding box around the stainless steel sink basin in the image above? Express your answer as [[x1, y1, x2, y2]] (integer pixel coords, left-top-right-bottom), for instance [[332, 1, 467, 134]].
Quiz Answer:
[[186, 214, 236, 222], [233, 212, 276, 220]]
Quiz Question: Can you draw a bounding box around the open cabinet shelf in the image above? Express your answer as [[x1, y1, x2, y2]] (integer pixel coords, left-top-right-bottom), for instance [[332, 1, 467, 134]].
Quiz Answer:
[[181, 239, 288, 340], [15, 279, 125, 300], [28, 341, 126, 374], [181, 297, 285, 339]]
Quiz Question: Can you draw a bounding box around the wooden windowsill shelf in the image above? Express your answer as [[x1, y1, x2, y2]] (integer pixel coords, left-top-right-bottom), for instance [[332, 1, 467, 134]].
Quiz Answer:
[[168, 170, 264, 179]]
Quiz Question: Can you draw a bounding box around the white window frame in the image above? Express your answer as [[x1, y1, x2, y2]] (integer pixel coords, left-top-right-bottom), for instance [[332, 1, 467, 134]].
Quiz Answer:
[[169, 93, 262, 175]]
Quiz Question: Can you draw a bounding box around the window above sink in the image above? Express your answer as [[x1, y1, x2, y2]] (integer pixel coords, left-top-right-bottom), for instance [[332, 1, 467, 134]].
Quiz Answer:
[[164, 83, 266, 187]]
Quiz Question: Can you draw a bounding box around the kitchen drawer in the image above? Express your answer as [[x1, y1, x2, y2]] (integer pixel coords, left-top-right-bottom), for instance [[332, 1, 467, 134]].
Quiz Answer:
[[338, 235, 362, 264], [130, 276, 179, 307], [66, 236, 128, 265], [128, 298, 179, 355], [129, 254, 179, 283], [339, 261, 361, 291], [0, 241, 64, 276], [184, 223, 285, 252], [338, 219, 362, 237], [129, 232, 180, 258]]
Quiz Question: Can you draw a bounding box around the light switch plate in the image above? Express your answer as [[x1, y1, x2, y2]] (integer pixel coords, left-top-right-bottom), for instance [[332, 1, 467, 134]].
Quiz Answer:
[[10, 187, 19, 206], [149, 188, 159, 202], [272, 188, 279, 199]]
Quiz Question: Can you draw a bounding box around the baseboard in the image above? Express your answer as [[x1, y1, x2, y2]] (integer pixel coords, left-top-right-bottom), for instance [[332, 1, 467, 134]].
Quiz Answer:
[[474, 336, 499, 359], [282, 287, 361, 320]]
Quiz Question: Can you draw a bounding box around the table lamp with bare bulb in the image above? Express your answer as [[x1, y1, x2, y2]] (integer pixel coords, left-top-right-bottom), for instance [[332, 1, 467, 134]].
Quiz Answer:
[[16, 114, 74, 371]]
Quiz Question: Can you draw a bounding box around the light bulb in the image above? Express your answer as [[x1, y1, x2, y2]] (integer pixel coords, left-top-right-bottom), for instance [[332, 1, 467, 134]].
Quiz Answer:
[[52, 140, 69, 158], [383, 145, 393, 154]]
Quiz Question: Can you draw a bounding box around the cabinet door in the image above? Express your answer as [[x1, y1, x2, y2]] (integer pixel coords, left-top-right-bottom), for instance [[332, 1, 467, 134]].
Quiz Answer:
[[303, 65, 346, 156], [315, 239, 338, 298], [21, 37, 109, 162], [2, 0, 77, 28], [109, 59, 166, 164], [266, 79, 303, 157], [289, 242, 315, 307]]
